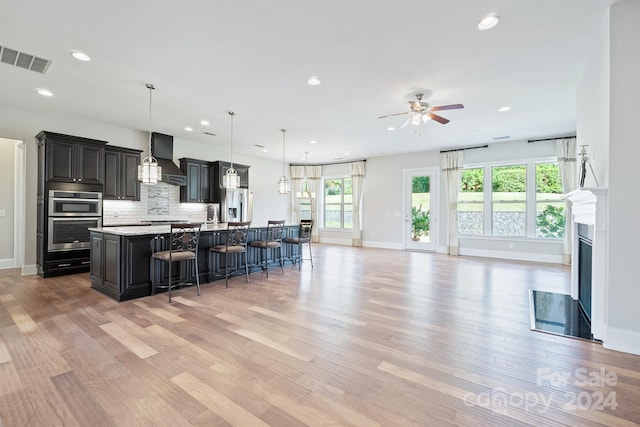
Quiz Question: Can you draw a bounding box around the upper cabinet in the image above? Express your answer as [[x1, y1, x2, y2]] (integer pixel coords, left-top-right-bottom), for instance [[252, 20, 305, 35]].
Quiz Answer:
[[37, 131, 107, 185], [104, 146, 142, 200], [211, 160, 250, 189], [179, 158, 211, 203]]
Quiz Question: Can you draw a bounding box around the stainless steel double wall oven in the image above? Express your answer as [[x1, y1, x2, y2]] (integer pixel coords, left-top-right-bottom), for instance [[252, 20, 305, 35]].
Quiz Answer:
[[47, 190, 102, 251]]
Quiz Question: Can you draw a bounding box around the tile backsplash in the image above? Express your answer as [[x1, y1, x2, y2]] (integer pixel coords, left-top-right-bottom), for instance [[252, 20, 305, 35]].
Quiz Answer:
[[103, 183, 207, 225]]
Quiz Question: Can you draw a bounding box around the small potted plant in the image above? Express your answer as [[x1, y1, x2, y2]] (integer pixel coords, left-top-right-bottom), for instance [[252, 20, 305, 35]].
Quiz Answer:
[[411, 205, 430, 240]]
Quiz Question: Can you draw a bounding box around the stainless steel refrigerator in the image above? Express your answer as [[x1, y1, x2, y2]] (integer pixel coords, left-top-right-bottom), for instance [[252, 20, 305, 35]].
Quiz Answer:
[[220, 188, 252, 223]]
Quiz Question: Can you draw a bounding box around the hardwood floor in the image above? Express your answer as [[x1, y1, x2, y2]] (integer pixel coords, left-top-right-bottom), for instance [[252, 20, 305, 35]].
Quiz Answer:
[[1, 245, 639, 426]]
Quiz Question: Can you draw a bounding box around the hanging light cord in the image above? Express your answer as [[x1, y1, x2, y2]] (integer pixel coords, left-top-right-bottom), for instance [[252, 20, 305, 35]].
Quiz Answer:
[[229, 111, 235, 169], [281, 129, 286, 176], [146, 83, 155, 156]]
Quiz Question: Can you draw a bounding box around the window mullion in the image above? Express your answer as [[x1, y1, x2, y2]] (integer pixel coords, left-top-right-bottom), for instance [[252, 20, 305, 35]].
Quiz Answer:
[[526, 162, 536, 237], [484, 166, 492, 235]]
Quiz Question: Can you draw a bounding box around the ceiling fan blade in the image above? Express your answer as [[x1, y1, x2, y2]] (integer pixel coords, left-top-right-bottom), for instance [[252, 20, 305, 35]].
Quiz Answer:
[[428, 112, 450, 124], [429, 103, 464, 111], [378, 112, 409, 119], [399, 117, 411, 128]]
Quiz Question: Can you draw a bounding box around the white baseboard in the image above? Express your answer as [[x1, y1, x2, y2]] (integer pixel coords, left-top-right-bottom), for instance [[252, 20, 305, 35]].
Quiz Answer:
[[437, 246, 448, 254], [459, 248, 563, 264], [603, 326, 640, 355], [0, 258, 15, 269], [319, 237, 352, 246], [21, 264, 38, 276], [362, 241, 404, 250]]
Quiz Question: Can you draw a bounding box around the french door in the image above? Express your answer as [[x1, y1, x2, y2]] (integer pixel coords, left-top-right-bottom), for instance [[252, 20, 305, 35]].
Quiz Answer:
[[404, 168, 438, 251]]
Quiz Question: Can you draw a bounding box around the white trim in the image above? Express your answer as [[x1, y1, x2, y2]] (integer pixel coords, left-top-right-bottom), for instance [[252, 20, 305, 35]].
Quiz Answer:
[[603, 326, 640, 356], [362, 240, 404, 250], [459, 247, 563, 264], [21, 264, 38, 276], [319, 237, 352, 246], [0, 258, 15, 269], [15, 139, 25, 269]]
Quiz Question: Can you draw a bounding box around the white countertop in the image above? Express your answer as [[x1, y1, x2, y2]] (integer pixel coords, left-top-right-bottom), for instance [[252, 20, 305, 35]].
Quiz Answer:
[[89, 223, 230, 236], [89, 222, 290, 236]]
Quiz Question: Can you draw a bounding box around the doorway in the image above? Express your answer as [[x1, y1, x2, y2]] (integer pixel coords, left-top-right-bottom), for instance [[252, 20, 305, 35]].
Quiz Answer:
[[404, 168, 438, 251]]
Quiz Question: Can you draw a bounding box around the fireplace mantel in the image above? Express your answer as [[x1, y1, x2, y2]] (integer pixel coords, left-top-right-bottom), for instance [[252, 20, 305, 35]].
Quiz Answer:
[[567, 187, 607, 340]]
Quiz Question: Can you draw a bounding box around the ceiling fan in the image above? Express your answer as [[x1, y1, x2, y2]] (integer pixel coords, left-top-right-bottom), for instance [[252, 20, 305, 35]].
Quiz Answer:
[[378, 93, 464, 128]]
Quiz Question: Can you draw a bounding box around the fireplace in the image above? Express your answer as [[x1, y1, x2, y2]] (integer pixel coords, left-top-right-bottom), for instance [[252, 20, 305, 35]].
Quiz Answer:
[[567, 188, 607, 341], [577, 224, 593, 322]]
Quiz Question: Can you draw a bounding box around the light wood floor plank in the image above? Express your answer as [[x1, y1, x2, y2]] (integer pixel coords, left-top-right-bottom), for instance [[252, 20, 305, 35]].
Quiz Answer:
[[6, 304, 38, 333], [100, 321, 158, 359], [171, 371, 271, 427]]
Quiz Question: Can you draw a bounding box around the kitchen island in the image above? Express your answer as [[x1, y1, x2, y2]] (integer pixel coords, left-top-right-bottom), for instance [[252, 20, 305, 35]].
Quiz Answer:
[[89, 223, 299, 301]]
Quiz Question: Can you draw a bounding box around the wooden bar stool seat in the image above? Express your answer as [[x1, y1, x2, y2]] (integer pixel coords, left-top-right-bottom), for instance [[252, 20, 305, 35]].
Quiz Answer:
[[209, 221, 251, 287]]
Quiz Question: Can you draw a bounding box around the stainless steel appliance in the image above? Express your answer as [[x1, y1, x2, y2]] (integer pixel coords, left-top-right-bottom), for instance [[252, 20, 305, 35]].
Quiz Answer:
[[48, 190, 102, 216], [220, 189, 252, 222], [48, 217, 101, 251], [47, 190, 102, 251]]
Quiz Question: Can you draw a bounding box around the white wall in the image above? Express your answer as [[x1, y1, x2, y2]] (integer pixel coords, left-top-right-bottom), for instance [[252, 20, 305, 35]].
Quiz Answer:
[[604, 0, 640, 355], [577, 8, 610, 188], [0, 104, 288, 267], [0, 139, 15, 265]]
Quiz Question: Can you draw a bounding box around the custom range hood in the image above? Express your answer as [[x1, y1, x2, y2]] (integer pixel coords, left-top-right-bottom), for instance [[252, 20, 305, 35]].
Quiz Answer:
[[150, 132, 187, 186]]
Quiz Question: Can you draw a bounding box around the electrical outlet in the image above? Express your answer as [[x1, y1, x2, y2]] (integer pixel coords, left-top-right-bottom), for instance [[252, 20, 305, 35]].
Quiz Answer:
[[0, 209, 6, 217]]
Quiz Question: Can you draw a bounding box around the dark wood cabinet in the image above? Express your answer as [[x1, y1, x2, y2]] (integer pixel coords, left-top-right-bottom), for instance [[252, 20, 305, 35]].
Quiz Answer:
[[37, 131, 106, 185], [179, 158, 211, 203], [104, 146, 142, 200], [211, 160, 250, 190], [36, 131, 107, 277]]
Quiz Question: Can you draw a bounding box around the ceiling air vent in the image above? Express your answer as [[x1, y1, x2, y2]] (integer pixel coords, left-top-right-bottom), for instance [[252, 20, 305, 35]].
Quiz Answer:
[[0, 45, 52, 74]]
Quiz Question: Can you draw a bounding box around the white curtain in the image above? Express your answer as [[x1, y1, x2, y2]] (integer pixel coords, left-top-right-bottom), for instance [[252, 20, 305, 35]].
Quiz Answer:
[[307, 165, 322, 243], [350, 161, 365, 247], [290, 165, 306, 224], [441, 151, 463, 256], [556, 137, 577, 265]]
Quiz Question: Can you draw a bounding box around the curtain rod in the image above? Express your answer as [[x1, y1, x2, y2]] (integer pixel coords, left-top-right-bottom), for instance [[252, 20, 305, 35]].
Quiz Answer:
[[528, 135, 575, 143], [439, 144, 488, 153], [290, 158, 367, 167]]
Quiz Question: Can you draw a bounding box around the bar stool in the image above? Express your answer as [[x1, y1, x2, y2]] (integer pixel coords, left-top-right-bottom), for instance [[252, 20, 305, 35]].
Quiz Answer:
[[151, 223, 201, 303], [249, 220, 285, 278], [209, 221, 251, 287], [283, 219, 313, 270]]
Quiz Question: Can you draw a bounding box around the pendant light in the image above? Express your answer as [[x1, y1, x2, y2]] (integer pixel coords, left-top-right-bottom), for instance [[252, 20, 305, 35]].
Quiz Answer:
[[277, 129, 290, 194], [223, 111, 240, 189], [297, 152, 316, 200], [138, 83, 162, 184]]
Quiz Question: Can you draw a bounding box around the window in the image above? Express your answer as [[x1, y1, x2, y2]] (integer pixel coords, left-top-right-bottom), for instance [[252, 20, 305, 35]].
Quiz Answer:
[[492, 165, 526, 237], [457, 160, 565, 239], [535, 163, 565, 238], [299, 199, 312, 220], [457, 168, 484, 235], [323, 177, 352, 229]]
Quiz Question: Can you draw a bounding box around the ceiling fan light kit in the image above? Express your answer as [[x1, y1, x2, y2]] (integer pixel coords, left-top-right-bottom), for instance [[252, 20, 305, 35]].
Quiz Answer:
[[378, 93, 464, 128]]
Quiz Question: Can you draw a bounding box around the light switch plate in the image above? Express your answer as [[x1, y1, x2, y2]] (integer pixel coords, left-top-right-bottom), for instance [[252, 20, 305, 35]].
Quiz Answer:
[[0, 209, 6, 217]]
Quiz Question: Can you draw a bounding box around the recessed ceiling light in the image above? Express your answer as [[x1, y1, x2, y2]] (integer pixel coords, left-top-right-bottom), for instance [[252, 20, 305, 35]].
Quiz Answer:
[[200, 120, 210, 126], [185, 127, 193, 132], [498, 106, 511, 112], [262, 149, 269, 153], [387, 126, 396, 131], [36, 88, 53, 97], [309, 140, 317, 144], [307, 76, 321, 86], [71, 51, 91, 61], [344, 152, 350, 156], [478, 14, 500, 30]]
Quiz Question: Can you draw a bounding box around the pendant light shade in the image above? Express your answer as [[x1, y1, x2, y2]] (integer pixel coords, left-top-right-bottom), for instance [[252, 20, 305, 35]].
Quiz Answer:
[[296, 152, 316, 200], [138, 83, 162, 184], [277, 129, 290, 194], [223, 111, 240, 189]]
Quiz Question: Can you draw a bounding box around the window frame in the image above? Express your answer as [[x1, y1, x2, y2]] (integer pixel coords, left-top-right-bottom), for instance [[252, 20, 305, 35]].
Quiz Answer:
[[458, 156, 564, 240], [321, 175, 353, 230]]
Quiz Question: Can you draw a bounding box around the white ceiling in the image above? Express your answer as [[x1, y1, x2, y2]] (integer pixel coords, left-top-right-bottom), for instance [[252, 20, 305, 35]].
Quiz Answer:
[[0, 0, 611, 163]]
